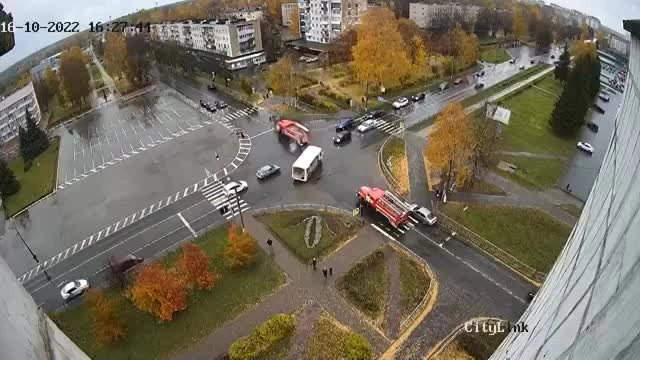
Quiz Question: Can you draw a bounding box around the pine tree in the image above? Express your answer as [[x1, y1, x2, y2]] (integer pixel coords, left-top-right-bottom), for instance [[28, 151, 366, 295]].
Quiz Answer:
[[18, 125, 29, 161], [20, 106, 49, 162], [554, 44, 570, 83], [0, 158, 20, 197], [549, 63, 590, 137]]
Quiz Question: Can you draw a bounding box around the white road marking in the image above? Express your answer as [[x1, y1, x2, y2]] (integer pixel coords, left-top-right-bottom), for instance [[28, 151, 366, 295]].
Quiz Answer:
[[131, 213, 136, 223], [174, 191, 181, 202], [178, 212, 197, 237], [166, 196, 172, 205], [105, 226, 112, 236], [170, 107, 181, 117], [149, 204, 154, 213], [140, 208, 146, 218], [114, 221, 121, 232]]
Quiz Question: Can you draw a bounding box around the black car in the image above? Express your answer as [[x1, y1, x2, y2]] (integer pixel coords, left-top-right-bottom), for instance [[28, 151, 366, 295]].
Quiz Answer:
[[411, 93, 426, 102], [551, 54, 555, 59], [256, 164, 281, 180], [586, 122, 599, 132], [530, 59, 535, 64], [333, 130, 351, 145], [216, 100, 228, 109], [207, 84, 217, 90], [200, 100, 209, 109], [474, 82, 484, 89], [207, 105, 217, 113], [480, 70, 485, 76], [367, 110, 385, 119], [592, 104, 605, 114]]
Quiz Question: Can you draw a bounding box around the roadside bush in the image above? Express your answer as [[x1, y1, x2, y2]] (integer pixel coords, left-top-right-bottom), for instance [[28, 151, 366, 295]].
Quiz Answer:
[[345, 333, 372, 360], [299, 93, 339, 113], [229, 314, 295, 360], [240, 78, 252, 95], [319, 87, 350, 106]]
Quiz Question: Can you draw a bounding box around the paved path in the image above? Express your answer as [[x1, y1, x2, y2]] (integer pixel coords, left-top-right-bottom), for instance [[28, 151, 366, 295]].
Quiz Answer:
[[287, 301, 323, 359], [383, 247, 402, 339], [171, 211, 391, 359], [498, 151, 568, 160]]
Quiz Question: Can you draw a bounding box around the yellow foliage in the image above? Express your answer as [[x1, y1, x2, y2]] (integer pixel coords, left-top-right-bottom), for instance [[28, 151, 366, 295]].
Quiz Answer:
[[225, 224, 258, 270], [512, 7, 527, 39]]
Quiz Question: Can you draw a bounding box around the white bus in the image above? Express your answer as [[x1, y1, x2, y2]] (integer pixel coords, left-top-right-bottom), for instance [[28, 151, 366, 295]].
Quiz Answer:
[[292, 146, 323, 182]]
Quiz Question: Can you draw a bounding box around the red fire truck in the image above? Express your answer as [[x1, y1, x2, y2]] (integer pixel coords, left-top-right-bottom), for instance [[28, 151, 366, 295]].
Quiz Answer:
[[357, 186, 410, 227], [275, 120, 310, 146]]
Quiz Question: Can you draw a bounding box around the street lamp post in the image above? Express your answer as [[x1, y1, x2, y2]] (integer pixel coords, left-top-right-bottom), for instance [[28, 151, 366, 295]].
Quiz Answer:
[[15, 228, 51, 282], [232, 189, 245, 230]]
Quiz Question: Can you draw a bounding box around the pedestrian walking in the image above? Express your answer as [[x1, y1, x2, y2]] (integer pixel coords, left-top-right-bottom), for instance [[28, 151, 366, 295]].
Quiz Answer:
[[267, 239, 272, 248], [566, 183, 571, 191], [329, 267, 333, 276], [322, 267, 328, 279], [312, 257, 317, 270]]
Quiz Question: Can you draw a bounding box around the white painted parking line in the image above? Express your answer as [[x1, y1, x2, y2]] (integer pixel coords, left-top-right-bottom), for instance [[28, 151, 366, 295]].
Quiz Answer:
[[158, 200, 163, 209], [183, 187, 189, 197], [155, 114, 164, 124], [97, 230, 104, 240], [63, 248, 70, 259], [80, 238, 87, 250], [170, 107, 181, 117], [178, 212, 197, 237], [163, 111, 172, 120], [193, 183, 198, 192]]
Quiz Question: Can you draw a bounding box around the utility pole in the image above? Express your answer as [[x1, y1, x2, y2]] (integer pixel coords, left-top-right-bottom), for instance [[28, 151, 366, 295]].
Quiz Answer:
[[15, 228, 51, 282]]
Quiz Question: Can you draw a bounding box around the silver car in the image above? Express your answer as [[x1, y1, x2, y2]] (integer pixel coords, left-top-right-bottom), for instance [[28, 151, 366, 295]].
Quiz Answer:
[[60, 279, 90, 300], [357, 119, 379, 133], [408, 204, 438, 225]]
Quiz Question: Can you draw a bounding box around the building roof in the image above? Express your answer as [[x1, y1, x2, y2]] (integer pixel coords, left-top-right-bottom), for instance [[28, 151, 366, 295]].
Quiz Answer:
[[623, 19, 640, 38], [0, 82, 35, 112]]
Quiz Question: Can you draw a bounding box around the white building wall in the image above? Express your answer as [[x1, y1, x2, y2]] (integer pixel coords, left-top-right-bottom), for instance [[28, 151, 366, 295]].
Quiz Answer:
[[0, 81, 41, 145], [492, 27, 640, 360], [0, 255, 88, 359], [282, 2, 299, 26], [305, 0, 365, 44], [409, 2, 480, 29]]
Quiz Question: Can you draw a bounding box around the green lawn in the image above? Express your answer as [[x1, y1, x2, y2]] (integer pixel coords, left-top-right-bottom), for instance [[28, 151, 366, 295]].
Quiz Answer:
[[3, 138, 60, 217], [458, 178, 507, 195], [443, 202, 571, 273], [90, 63, 102, 81], [336, 249, 387, 321], [398, 253, 431, 319], [461, 64, 547, 108], [50, 226, 285, 359], [499, 76, 575, 156], [533, 74, 563, 96], [496, 155, 566, 190], [304, 312, 372, 360], [561, 203, 583, 218], [48, 98, 91, 127], [382, 137, 409, 194], [255, 210, 362, 264], [480, 47, 511, 64]]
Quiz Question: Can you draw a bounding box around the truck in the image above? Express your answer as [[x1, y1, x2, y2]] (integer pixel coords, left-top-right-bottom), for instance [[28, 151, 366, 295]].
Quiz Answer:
[[275, 120, 309, 146], [357, 186, 410, 228], [292, 145, 323, 182]]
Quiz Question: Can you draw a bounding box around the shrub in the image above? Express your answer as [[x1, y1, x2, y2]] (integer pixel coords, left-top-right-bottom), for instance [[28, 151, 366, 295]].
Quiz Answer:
[[229, 314, 295, 359], [345, 333, 372, 360], [319, 87, 350, 106], [240, 78, 252, 95], [298, 93, 339, 113], [23, 160, 32, 172], [224, 224, 258, 270]]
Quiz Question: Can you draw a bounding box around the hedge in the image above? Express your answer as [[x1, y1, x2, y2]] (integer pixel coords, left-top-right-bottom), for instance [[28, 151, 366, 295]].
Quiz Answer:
[[228, 314, 296, 360], [345, 333, 372, 360], [299, 93, 339, 113]]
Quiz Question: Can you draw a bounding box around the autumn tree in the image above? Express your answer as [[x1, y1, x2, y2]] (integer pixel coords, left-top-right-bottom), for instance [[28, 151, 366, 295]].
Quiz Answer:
[[536, 19, 553, 50], [45, 66, 62, 104], [554, 43, 570, 83], [177, 242, 219, 290], [127, 262, 188, 322], [126, 35, 152, 88], [526, 5, 541, 37], [597, 30, 609, 50], [104, 33, 128, 79], [265, 56, 297, 97], [450, 25, 479, 70], [224, 224, 258, 270], [512, 7, 527, 40], [328, 28, 357, 65], [267, 0, 284, 24], [85, 289, 127, 345], [290, 7, 301, 37], [59, 47, 91, 108], [397, 18, 423, 60], [352, 8, 410, 104], [470, 108, 499, 184], [425, 102, 476, 192], [33, 79, 51, 111], [13, 72, 30, 90]]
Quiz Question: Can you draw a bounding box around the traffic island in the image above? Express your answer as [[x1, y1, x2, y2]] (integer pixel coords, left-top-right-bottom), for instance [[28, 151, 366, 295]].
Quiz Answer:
[[379, 136, 410, 196], [228, 314, 296, 360], [50, 226, 286, 359], [427, 318, 508, 360], [254, 209, 362, 264], [304, 312, 373, 360]]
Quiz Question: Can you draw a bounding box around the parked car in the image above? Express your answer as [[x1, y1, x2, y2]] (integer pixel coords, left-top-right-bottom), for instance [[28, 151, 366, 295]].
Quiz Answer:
[[474, 82, 484, 89], [216, 100, 228, 109], [60, 279, 90, 301], [224, 180, 248, 194], [333, 130, 351, 145], [598, 91, 611, 102], [509, 59, 515, 64], [306, 56, 319, 63], [200, 100, 209, 109], [392, 97, 409, 109], [519, 65, 526, 70], [530, 59, 535, 64], [439, 81, 449, 91], [592, 104, 605, 114], [110, 254, 143, 274], [335, 118, 356, 132], [408, 204, 437, 226], [586, 122, 599, 132], [366, 110, 386, 120], [577, 141, 594, 154], [357, 119, 379, 133], [256, 165, 281, 180], [207, 105, 217, 113], [411, 93, 426, 102], [454, 78, 463, 85], [207, 84, 217, 90], [298, 55, 308, 62]]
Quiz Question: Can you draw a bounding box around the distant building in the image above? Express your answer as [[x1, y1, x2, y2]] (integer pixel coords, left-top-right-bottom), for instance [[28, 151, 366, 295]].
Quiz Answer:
[[608, 32, 630, 56], [586, 15, 601, 30], [282, 2, 299, 27], [409, 2, 481, 29], [302, 0, 367, 44], [0, 81, 41, 146], [29, 52, 62, 81], [150, 18, 266, 71], [219, 7, 263, 21]]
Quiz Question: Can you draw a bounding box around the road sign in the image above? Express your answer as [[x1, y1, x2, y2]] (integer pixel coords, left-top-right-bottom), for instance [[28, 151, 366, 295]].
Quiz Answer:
[[352, 208, 360, 216], [377, 96, 385, 102]]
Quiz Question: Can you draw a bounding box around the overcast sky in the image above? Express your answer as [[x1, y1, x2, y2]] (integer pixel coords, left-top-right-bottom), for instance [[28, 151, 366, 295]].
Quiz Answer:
[[0, 0, 640, 74]]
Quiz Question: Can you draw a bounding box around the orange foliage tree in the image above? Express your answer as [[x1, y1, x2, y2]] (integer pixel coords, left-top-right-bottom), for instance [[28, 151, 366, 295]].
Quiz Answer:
[[224, 224, 258, 270], [177, 242, 220, 290], [85, 289, 127, 345], [127, 262, 187, 322]]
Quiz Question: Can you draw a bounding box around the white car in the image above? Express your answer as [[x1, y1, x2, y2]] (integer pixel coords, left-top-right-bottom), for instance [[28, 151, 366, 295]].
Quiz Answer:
[[357, 119, 379, 133], [60, 279, 89, 301], [408, 204, 437, 226], [224, 180, 248, 194], [392, 97, 409, 109], [306, 56, 319, 63], [577, 142, 594, 154], [598, 92, 610, 102]]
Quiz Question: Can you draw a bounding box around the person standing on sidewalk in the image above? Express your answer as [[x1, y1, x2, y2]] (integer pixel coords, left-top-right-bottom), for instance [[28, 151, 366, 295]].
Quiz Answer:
[[329, 267, 333, 276], [322, 267, 328, 279], [312, 257, 317, 270]]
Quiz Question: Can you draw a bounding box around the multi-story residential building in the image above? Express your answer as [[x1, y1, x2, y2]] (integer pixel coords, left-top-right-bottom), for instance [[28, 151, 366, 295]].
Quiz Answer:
[[409, 2, 480, 29], [304, 0, 367, 44], [150, 18, 265, 71], [29, 52, 62, 81], [282, 2, 299, 27], [0, 81, 41, 147], [298, 0, 310, 36], [586, 15, 601, 30], [220, 7, 263, 21]]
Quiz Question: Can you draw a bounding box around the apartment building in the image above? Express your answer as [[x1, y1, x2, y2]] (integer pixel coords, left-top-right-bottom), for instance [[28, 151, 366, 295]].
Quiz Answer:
[[282, 2, 299, 27], [303, 0, 367, 44], [29, 52, 62, 81], [0, 81, 41, 146], [150, 18, 265, 71], [409, 2, 480, 29], [220, 7, 263, 21]]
